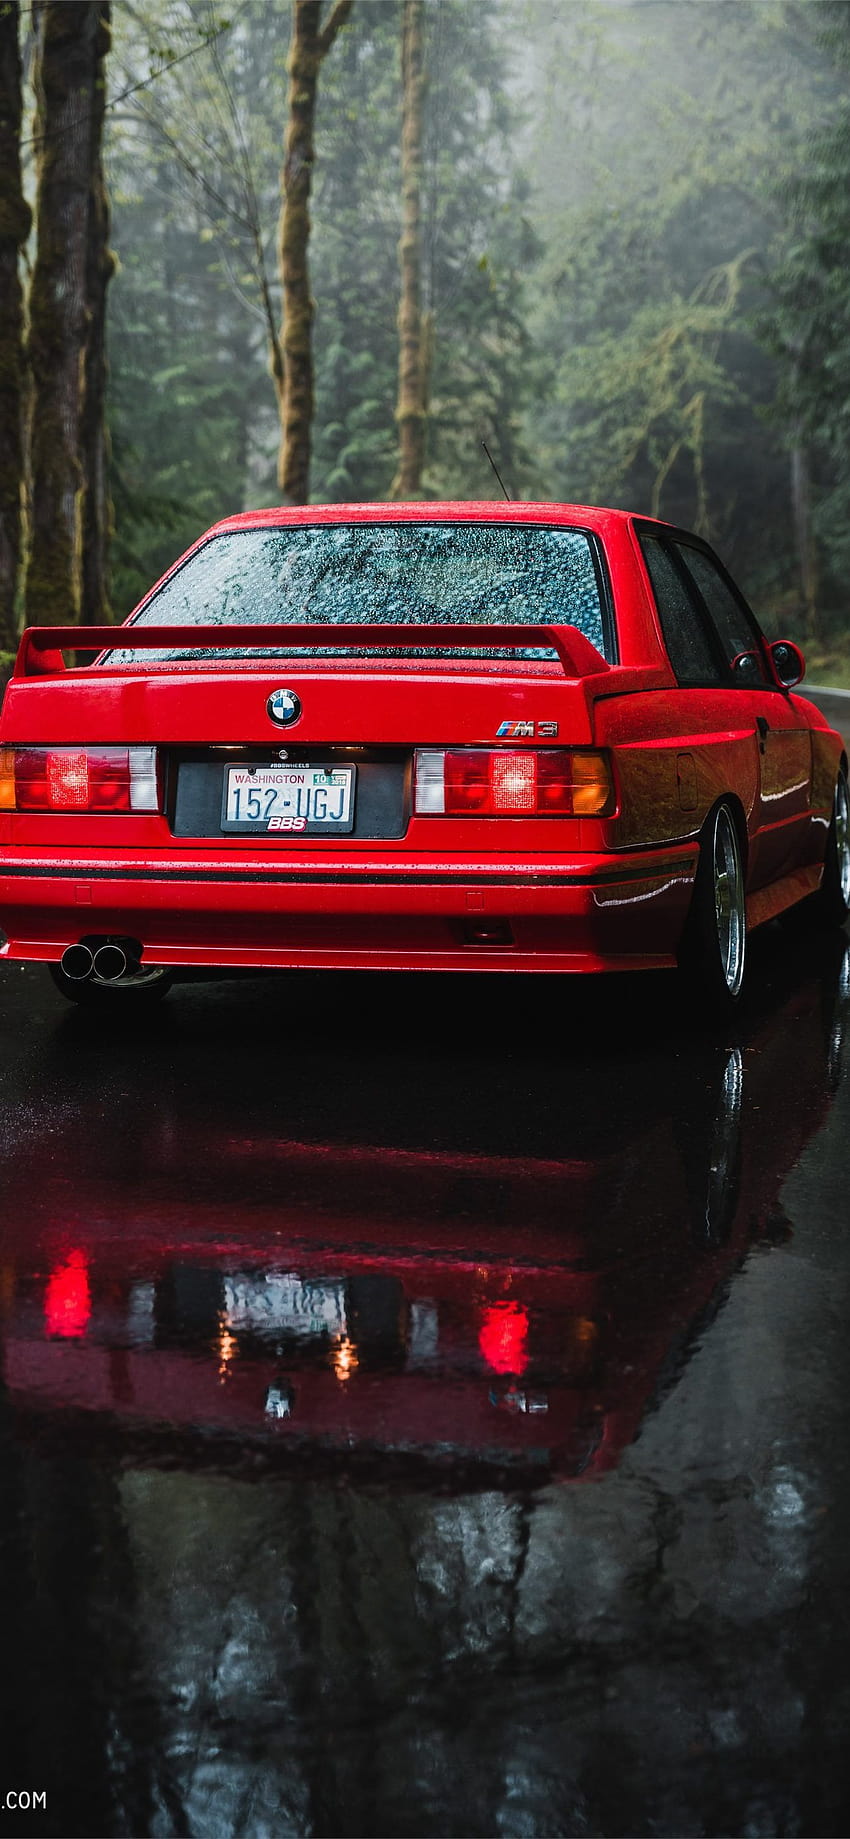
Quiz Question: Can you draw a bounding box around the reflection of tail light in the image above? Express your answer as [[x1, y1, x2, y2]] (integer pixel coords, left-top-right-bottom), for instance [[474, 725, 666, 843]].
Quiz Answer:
[[44, 1251, 91, 1338], [333, 1335, 359, 1383], [478, 1301, 529, 1375], [563, 1315, 601, 1379]]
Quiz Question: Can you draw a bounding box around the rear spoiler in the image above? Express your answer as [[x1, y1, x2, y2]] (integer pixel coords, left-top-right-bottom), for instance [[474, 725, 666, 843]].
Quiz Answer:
[[15, 622, 611, 681]]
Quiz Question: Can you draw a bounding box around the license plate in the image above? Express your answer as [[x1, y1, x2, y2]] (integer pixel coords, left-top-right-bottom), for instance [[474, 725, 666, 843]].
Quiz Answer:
[[222, 763, 356, 833], [224, 1275, 347, 1340]]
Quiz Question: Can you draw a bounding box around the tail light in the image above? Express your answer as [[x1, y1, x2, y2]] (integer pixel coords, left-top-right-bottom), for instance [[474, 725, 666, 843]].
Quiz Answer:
[[414, 748, 614, 817], [0, 746, 161, 812]]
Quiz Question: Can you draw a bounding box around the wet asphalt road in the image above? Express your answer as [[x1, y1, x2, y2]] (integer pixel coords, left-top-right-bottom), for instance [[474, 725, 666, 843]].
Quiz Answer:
[[804, 684, 850, 737], [1, 932, 850, 1839]]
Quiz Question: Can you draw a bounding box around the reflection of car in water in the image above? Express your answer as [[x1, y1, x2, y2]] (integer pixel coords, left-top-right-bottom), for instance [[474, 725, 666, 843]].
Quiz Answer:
[[2, 942, 847, 1484]]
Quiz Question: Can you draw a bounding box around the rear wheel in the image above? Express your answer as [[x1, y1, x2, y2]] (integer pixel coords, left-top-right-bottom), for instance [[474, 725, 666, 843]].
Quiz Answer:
[[680, 802, 747, 1006], [815, 766, 850, 925], [48, 962, 173, 1009]]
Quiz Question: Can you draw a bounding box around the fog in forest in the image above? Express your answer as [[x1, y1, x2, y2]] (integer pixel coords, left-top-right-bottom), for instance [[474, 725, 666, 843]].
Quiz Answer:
[[3, 1, 849, 668]]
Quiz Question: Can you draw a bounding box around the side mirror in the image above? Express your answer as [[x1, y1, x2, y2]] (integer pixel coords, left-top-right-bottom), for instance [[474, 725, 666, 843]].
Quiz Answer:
[[770, 640, 806, 688]]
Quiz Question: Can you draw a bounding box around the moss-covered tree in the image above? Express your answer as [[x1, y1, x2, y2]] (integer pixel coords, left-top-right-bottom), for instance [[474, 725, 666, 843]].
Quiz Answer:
[[391, 0, 427, 500], [80, 3, 114, 623], [25, 0, 113, 627], [0, 0, 31, 649], [278, 0, 353, 506]]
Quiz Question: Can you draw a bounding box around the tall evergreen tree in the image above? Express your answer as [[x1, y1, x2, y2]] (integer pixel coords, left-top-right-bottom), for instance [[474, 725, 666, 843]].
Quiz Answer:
[[105, 3, 284, 609], [392, 0, 427, 499], [80, 1, 114, 623], [523, 0, 837, 608], [759, 3, 850, 622], [312, 0, 542, 503], [0, 0, 30, 648], [278, 0, 353, 505], [25, 0, 113, 626]]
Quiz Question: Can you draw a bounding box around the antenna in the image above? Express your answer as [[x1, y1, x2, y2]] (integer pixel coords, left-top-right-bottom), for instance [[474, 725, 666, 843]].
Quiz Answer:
[[481, 439, 511, 502]]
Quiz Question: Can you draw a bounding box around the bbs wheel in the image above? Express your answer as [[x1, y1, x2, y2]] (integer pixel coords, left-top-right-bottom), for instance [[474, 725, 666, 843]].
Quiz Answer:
[[816, 766, 850, 926], [680, 803, 747, 1006]]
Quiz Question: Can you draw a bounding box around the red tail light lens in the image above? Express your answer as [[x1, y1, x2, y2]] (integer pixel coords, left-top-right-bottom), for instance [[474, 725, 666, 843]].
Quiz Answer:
[[415, 749, 614, 817], [47, 750, 90, 808], [11, 747, 160, 812]]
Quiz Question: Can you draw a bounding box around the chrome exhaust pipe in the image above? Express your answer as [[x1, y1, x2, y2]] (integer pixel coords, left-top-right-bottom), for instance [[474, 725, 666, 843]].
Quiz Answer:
[[61, 943, 94, 981], [92, 942, 129, 982]]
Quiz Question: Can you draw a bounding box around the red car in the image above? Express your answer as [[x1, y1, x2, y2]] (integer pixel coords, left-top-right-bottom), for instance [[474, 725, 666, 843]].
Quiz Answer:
[[0, 501, 847, 1007]]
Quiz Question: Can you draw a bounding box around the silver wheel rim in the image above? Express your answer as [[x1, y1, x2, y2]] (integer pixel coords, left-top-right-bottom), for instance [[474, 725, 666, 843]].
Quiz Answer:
[[834, 773, 850, 906], [712, 808, 746, 997]]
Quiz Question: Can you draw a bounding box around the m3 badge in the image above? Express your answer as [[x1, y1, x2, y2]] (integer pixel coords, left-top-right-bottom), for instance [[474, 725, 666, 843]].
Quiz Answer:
[[496, 719, 559, 738]]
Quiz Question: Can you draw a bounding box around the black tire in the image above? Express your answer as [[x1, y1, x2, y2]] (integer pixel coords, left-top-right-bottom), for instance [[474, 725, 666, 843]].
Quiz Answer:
[[679, 802, 747, 1007], [814, 766, 850, 926], [48, 962, 173, 1010]]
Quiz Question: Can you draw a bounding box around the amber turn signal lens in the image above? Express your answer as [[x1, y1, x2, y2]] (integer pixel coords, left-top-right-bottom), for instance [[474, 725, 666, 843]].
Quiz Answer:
[[570, 750, 615, 816], [0, 747, 15, 809]]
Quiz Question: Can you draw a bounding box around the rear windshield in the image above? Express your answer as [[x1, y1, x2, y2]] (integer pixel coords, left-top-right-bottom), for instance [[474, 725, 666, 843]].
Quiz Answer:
[[112, 522, 611, 663]]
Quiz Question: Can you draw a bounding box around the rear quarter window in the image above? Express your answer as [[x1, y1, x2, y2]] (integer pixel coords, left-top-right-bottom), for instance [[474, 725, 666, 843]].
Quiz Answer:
[[674, 543, 769, 683], [639, 535, 725, 686]]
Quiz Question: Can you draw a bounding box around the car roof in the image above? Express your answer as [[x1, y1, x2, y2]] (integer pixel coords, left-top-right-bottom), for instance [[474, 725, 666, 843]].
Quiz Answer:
[[206, 501, 655, 538]]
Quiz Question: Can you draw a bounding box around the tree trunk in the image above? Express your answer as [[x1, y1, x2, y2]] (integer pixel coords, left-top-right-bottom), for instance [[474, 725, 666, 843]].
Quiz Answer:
[[277, 0, 353, 507], [0, 2, 31, 650], [79, 4, 114, 623], [391, 0, 427, 501], [25, 2, 112, 628]]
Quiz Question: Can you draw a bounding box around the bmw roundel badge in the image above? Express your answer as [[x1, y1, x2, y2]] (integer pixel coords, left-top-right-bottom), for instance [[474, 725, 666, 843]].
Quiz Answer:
[[267, 687, 302, 727]]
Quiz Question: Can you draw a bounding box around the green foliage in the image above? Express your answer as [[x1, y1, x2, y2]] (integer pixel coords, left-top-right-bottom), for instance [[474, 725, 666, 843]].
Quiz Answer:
[[758, 3, 850, 609], [106, 1, 285, 611], [103, 0, 850, 644], [523, 0, 839, 612], [106, 0, 544, 601], [311, 0, 544, 502]]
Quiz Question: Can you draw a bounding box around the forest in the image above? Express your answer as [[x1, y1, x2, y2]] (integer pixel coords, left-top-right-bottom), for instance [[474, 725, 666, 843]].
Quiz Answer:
[[1, 0, 849, 677]]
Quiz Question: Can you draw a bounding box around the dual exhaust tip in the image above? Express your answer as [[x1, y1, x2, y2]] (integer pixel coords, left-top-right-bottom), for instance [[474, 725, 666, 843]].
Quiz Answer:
[[61, 937, 143, 984]]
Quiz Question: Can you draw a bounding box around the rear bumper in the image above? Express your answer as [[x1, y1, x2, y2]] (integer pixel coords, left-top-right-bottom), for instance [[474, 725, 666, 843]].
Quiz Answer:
[[0, 844, 698, 974]]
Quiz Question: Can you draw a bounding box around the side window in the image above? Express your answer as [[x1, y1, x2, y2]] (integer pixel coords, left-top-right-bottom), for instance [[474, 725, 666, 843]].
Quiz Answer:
[[674, 544, 769, 685], [640, 536, 725, 686]]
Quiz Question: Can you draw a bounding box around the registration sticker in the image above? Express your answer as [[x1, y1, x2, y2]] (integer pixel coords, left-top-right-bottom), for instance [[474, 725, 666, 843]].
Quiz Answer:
[[222, 763, 356, 833]]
